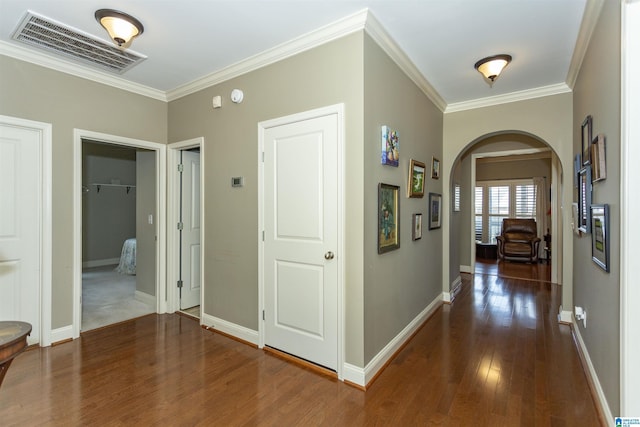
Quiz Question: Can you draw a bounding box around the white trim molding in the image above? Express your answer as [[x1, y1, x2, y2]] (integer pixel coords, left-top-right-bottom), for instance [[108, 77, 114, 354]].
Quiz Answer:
[[201, 313, 259, 346], [0, 115, 52, 347], [566, 0, 606, 89], [135, 291, 156, 307], [343, 293, 443, 387], [620, 0, 640, 416], [167, 10, 369, 101], [82, 258, 120, 269], [558, 306, 573, 324], [364, 11, 446, 112], [0, 41, 166, 101], [443, 275, 463, 303], [459, 265, 472, 274], [445, 83, 571, 114], [572, 319, 613, 422], [50, 325, 74, 345]]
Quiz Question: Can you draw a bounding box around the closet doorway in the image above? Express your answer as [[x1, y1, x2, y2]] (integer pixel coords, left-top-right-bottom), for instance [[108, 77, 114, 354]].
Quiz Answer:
[[80, 140, 156, 331], [73, 129, 166, 339], [167, 138, 204, 319]]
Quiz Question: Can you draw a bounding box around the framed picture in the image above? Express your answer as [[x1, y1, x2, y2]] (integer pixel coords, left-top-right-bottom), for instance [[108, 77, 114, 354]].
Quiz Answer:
[[378, 183, 400, 253], [453, 183, 461, 212], [581, 115, 592, 166], [431, 156, 440, 179], [591, 134, 606, 182], [428, 192, 442, 230], [407, 159, 425, 198], [574, 154, 581, 188], [591, 204, 610, 272], [381, 126, 399, 167], [572, 202, 581, 235], [412, 213, 423, 240], [578, 166, 592, 233]]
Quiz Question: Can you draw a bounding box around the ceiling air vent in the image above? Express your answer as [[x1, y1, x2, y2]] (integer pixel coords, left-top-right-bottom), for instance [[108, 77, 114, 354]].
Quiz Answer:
[[12, 11, 146, 74]]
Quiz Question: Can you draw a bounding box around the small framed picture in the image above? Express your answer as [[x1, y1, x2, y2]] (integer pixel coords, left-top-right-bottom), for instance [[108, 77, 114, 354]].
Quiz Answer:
[[581, 115, 592, 166], [431, 156, 440, 179], [591, 204, 609, 272], [381, 126, 399, 167], [378, 183, 400, 253], [428, 192, 442, 230], [407, 159, 425, 198], [591, 134, 606, 182], [412, 213, 423, 240], [578, 166, 592, 233]]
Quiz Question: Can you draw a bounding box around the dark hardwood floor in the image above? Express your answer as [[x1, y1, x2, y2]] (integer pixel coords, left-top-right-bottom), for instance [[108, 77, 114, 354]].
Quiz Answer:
[[475, 257, 552, 283], [0, 273, 600, 426]]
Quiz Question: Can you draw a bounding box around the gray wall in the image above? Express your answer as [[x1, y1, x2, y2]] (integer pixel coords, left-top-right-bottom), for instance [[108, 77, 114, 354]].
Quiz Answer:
[[82, 142, 136, 263], [0, 55, 168, 329], [363, 34, 443, 364], [168, 33, 366, 365], [136, 150, 156, 297], [572, 0, 620, 414]]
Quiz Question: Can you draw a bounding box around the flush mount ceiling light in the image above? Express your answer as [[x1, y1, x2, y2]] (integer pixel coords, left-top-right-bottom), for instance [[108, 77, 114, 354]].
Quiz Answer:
[[95, 9, 144, 48], [474, 54, 512, 86]]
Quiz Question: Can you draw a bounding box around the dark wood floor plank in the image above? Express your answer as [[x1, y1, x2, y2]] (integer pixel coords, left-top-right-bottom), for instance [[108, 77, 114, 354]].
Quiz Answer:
[[0, 271, 601, 426]]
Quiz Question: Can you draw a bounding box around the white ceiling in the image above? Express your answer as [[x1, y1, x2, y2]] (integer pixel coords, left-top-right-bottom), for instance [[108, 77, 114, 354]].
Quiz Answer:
[[0, 0, 588, 108]]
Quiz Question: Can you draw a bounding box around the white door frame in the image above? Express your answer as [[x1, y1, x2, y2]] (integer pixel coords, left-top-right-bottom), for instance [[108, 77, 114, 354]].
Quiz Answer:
[[0, 115, 52, 346], [257, 104, 345, 379], [72, 129, 167, 338], [167, 138, 205, 317], [470, 147, 560, 284], [621, 0, 640, 415]]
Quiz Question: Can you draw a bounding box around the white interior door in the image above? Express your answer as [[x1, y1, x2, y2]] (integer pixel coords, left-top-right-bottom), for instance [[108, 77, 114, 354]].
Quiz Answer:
[[0, 122, 42, 344], [263, 113, 338, 370], [180, 150, 201, 310]]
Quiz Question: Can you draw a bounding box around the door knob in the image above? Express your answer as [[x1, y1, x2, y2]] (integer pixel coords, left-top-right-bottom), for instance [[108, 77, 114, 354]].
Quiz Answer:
[[324, 251, 334, 260]]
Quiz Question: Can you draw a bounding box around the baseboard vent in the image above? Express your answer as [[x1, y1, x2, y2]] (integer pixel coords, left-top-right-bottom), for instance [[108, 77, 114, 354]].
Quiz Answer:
[[12, 10, 146, 74]]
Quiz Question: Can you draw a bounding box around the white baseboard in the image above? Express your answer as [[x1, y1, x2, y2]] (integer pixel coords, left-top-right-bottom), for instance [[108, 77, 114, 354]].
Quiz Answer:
[[135, 290, 156, 307], [343, 293, 443, 387], [572, 319, 614, 423], [444, 275, 463, 303], [82, 257, 120, 269], [201, 313, 259, 346], [460, 265, 472, 273], [558, 306, 573, 324], [342, 362, 366, 386], [50, 325, 74, 345]]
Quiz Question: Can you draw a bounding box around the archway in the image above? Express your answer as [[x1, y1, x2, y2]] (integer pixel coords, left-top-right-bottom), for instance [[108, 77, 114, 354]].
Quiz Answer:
[[448, 131, 563, 290]]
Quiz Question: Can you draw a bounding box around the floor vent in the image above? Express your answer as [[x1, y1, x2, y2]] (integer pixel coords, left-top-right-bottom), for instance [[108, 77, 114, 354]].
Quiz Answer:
[[12, 11, 146, 74]]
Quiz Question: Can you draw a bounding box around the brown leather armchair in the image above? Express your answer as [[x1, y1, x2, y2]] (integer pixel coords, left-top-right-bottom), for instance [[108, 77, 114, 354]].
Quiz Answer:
[[496, 218, 541, 263]]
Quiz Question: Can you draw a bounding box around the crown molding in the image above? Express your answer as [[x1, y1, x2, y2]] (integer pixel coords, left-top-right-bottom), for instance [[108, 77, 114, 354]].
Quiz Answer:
[[363, 12, 447, 112], [0, 40, 167, 102], [566, 0, 605, 89], [444, 82, 572, 114], [166, 9, 370, 102]]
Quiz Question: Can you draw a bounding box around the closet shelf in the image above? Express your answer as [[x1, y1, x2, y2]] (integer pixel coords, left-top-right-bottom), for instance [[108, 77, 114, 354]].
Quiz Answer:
[[92, 183, 136, 194]]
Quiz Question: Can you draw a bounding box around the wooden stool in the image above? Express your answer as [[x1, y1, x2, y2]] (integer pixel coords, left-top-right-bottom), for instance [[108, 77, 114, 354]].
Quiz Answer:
[[0, 321, 32, 388]]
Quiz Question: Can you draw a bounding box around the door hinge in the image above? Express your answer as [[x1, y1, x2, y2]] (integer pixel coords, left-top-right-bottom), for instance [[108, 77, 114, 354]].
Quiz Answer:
[[177, 280, 183, 288], [262, 152, 265, 163], [262, 230, 265, 241], [262, 310, 265, 320], [177, 163, 184, 172], [177, 222, 184, 230]]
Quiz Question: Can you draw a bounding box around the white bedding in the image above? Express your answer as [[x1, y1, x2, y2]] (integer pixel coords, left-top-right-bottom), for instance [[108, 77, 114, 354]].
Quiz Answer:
[[115, 238, 136, 275]]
